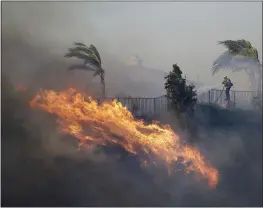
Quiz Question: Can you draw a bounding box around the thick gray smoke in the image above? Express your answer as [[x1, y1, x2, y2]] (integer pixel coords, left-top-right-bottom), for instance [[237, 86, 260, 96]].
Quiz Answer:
[[1, 2, 169, 98], [1, 2, 262, 207]]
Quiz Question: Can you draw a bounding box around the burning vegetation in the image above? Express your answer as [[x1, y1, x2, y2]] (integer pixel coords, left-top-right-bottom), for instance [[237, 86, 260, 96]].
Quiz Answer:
[[29, 87, 219, 188]]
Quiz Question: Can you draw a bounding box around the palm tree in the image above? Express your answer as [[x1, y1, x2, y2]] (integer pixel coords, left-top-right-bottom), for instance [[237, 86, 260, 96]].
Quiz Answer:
[[65, 42, 106, 98], [212, 39, 262, 94], [217, 39, 259, 60]]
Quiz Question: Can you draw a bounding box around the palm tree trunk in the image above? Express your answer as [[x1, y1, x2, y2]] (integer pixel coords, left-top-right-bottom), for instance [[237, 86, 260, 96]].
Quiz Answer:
[[100, 71, 106, 99]]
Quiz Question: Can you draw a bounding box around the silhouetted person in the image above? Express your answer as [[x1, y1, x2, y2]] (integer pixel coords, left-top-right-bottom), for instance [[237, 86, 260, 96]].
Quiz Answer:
[[222, 76, 233, 101]]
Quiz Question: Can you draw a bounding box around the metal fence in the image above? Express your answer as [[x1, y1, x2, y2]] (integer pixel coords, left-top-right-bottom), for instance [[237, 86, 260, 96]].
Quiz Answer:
[[199, 89, 259, 107], [105, 89, 259, 116]]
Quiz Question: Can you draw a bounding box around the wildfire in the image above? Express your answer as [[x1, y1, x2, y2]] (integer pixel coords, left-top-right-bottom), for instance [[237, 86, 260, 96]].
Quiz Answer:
[[29, 88, 219, 188]]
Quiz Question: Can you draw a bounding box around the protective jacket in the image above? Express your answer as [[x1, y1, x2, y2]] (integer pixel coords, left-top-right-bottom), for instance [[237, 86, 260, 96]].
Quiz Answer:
[[222, 79, 233, 89]]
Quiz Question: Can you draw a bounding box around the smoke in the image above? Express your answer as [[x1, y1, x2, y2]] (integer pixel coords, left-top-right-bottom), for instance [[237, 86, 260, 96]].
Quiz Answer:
[[196, 84, 222, 94], [1, 2, 168, 98], [2, 2, 262, 207], [2, 73, 173, 206], [1, 3, 176, 206], [212, 51, 262, 92]]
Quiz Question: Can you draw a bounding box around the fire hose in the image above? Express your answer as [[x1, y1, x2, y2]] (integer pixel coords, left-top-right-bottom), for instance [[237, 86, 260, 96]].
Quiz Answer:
[[214, 86, 225, 103]]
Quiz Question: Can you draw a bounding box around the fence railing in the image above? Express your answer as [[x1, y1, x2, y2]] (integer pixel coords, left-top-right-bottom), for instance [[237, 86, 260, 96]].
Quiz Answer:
[[105, 89, 259, 117], [201, 89, 260, 106]]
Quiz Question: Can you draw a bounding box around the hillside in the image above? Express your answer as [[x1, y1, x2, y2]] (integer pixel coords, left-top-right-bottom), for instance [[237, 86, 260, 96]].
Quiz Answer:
[[1, 77, 262, 206]]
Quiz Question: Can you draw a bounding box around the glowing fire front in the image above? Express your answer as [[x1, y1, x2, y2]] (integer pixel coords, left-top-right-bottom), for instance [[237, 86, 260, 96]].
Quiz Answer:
[[29, 88, 219, 188]]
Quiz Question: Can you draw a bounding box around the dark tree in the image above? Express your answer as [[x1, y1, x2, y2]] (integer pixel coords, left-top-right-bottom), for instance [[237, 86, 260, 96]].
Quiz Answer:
[[165, 64, 197, 115], [164, 64, 197, 132]]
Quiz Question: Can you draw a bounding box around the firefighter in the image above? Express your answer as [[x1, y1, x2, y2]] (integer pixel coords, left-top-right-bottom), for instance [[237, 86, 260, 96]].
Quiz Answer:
[[222, 76, 233, 101]]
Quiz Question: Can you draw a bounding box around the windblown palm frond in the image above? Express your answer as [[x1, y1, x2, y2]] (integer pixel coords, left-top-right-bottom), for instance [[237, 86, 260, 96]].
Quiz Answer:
[[213, 39, 262, 93], [218, 40, 241, 53], [74, 42, 87, 47], [218, 39, 253, 53], [89, 44, 102, 65], [65, 42, 106, 98], [218, 39, 258, 59], [65, 42, 102, 69], [65, 46, 101, 66], [239, 47, 259, 61], [213, 39, 260, 74], [72, 43, 101, 65], [68, 64, 95, 72], [65, 50, 97, 63], [212, 51, 260, 75], [68, 46, 92, 56], [236, 39, 252, 48], [66, 52, 100, 68]]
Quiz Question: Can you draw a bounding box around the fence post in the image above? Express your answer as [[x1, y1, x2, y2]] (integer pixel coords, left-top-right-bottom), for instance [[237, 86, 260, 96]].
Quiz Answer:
[[208, 90, 211, 103], [233, 91, 236, 104]]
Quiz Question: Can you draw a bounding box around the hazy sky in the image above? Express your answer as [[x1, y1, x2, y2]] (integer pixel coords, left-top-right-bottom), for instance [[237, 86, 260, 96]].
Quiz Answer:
[[2, 1, 262, 88]]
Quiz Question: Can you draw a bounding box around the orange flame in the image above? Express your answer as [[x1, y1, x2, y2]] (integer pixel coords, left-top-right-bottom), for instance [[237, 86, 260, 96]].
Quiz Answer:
[[29, 88, 219, 188]]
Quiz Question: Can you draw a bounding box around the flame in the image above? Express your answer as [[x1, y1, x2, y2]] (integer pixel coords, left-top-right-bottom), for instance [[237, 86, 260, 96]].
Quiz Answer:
[[29, 88, 219, 188]]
